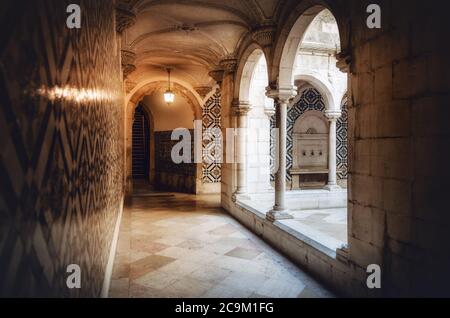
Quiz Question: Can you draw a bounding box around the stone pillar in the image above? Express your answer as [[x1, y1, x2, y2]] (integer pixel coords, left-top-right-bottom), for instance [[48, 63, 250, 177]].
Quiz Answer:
[[115, 3, 136, 196], [325, 111, 341, 191], [266, 87, 296, 221], [232, 101, 251, 200]]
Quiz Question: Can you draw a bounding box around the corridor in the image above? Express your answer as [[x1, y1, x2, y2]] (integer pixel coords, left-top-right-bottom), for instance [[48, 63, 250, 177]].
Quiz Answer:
[[1, 0, 449, 299], [109, 185, 333, 298]]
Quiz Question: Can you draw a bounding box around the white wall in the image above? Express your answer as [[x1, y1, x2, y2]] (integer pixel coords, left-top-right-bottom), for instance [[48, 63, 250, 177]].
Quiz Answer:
[[294, 9, 347, 110], [248, 56, 273, 193], [143, 92, 195, 131]]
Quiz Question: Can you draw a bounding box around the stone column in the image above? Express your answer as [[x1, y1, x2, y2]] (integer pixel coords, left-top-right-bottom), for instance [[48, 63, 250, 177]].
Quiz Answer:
[[325, 111, 341, 191], [266, 87, 296, 221], [116, 3, 136, 196], [232, 101, 251, 200]]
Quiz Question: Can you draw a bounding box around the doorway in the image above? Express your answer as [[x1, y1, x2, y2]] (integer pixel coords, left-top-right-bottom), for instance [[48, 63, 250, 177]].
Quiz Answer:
[[132, 104, 150, 181]]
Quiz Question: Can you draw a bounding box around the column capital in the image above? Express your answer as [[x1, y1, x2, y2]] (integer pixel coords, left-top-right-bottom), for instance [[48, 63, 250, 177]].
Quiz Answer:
[[208, 68, 225, 85], [220, 56, 238, 74], [121, 49, 137, 78], [231, 100, 252, 116], [194, 86, 212, 99], [265, 85, 297, 104], [336, 51, 352, 74], [252, 23, 277, 49], [264, 106, 275, 117], [325, 110, 342, 121]]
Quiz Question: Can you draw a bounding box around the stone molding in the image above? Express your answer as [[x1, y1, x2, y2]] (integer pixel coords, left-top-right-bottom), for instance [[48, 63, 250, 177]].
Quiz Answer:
[[266, 85, 297, 104], [231, 100, 252, 116], [325, 110, 342, 121], [264, 106, 276, 117]]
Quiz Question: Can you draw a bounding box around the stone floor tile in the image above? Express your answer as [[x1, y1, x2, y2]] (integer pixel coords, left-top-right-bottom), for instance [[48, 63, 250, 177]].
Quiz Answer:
[[133, 270, 182, 290], [188, 266, 233, 284], [109, 189, 334, 298], [257, 276, 306, 298], [158, 259, 202, 276], [109, 278, 129, 298], [129, 254, 176, 280], [162, 277, 215, 298], [225, 247, 263, 260]]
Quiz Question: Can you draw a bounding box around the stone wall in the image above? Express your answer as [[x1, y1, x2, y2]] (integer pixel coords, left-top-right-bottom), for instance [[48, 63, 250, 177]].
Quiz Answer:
[[0, 0, 123, 297], [347, 0, 450, 297], [225, 0, 450, 297]]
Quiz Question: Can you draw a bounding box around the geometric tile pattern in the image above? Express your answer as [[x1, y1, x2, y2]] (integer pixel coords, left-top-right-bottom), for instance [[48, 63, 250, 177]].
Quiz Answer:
[[270, 88, 326, 182], [336, 94, 348, 180], [202, 89, 221, 183], [0, 0, 123, 297], [270, 103, 277, 182], [109, 187, 334, 298]]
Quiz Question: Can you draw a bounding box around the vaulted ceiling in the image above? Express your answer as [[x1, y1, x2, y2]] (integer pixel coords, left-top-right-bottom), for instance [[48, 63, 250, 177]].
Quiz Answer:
[[118, 0, 285, 95]]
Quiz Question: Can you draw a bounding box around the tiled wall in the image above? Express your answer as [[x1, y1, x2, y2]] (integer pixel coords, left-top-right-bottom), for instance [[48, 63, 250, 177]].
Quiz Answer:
[[0, 0, 123, 297], [270, 87, 348, 183], [336, 94, 348, 180], [154, 131, 196, 193], [202, 89, 222, 183]]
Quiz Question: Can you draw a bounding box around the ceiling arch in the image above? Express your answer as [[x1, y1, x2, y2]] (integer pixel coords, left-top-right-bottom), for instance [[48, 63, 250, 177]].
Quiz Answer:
[[127, 79, 203, 120], [120, 0, 281, 92]]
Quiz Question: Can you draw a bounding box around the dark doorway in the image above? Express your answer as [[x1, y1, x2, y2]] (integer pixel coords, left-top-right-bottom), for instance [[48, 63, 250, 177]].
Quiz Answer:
[[132, 104, 150, 180]]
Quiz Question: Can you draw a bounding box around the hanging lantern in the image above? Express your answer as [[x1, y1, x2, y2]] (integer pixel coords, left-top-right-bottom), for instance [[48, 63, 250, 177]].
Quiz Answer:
[[164, 68, 175, 105]]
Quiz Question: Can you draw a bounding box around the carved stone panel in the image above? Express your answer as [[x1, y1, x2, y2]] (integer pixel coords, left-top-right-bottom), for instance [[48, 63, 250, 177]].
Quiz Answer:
[[292, 111, 329, 170]]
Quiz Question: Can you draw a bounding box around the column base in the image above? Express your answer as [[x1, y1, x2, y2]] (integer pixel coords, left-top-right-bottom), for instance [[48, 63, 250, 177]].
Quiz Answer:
[[323, 184, 341, 191], [232, 192, 251, 203], [266, 209, 293, 222]]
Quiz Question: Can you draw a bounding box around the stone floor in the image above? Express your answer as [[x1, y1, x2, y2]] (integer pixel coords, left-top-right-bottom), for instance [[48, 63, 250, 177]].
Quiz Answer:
[[109, 185, 334, 298], [239, 190, 348, 251]]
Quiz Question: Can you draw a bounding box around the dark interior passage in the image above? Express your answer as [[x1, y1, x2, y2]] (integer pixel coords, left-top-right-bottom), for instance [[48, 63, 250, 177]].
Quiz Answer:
[[132, 105, 151, 180]]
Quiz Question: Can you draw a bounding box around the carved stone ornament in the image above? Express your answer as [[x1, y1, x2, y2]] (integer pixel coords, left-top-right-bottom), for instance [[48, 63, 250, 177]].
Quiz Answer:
[[121, 49, 136, 78], [252, 24, 276, 48], [194, 86, 212, 98], [336, 51, 352, 73], [208, 69, 225, 85], [219, 57, 238, 74]]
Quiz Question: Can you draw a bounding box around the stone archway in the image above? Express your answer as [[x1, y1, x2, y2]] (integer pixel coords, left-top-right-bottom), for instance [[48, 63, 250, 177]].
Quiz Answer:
[[124, 81, 202, 194], [232, 46, 273, 198], [131, 103, 152, 182], [270, 1, 350, 86]]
